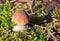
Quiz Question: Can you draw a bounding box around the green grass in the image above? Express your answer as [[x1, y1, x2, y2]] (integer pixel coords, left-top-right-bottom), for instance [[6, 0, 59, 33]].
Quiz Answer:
[[1, 0, 59, 41], [0, 1, 47, 41]]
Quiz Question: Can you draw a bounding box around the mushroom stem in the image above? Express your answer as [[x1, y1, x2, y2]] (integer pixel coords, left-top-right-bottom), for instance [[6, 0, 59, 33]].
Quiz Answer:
[[13, 25, 27, 32]]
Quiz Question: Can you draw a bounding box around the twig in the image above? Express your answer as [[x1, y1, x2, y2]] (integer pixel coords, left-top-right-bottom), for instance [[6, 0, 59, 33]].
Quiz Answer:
[[46, 32, 50, 41], [48, 29, 58, 41], [46, 23, 58, 41]]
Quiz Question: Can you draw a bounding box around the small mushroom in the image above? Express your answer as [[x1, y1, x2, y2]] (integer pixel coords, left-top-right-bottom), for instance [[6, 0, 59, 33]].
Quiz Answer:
[[12, 10, 29, 32]]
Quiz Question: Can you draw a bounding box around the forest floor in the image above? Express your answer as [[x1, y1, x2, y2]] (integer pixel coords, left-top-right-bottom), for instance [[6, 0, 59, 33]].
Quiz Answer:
[[0, 0, 60, 41]]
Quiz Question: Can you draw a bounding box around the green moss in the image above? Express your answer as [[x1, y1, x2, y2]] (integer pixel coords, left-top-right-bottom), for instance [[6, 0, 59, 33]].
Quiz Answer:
[[0, 1, 51, 41]]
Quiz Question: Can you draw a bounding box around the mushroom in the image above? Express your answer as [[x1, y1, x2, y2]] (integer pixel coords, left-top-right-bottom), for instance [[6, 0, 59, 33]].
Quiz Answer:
[[12, 10, 29, 32]]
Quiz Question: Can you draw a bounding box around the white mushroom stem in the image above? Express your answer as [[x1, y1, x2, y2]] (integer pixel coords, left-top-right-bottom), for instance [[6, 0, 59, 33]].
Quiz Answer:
[[13, 25, 26, 32]]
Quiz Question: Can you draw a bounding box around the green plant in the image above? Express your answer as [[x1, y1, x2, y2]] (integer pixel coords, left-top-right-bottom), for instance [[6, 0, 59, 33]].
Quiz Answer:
[[0, 1, 48, 41]]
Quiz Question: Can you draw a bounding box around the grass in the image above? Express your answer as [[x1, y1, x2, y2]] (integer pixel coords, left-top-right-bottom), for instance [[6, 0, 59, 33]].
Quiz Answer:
[[0, 0, 60, 41], [0, 1, 47, 41]]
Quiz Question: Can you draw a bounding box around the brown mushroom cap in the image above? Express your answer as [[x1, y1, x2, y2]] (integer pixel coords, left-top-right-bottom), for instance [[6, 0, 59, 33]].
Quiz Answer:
[[12, 10, 29, 25]]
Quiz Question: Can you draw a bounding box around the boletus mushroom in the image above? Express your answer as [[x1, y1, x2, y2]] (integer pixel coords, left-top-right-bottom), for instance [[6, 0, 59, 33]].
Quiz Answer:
[[12, 10, 29, 32]]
